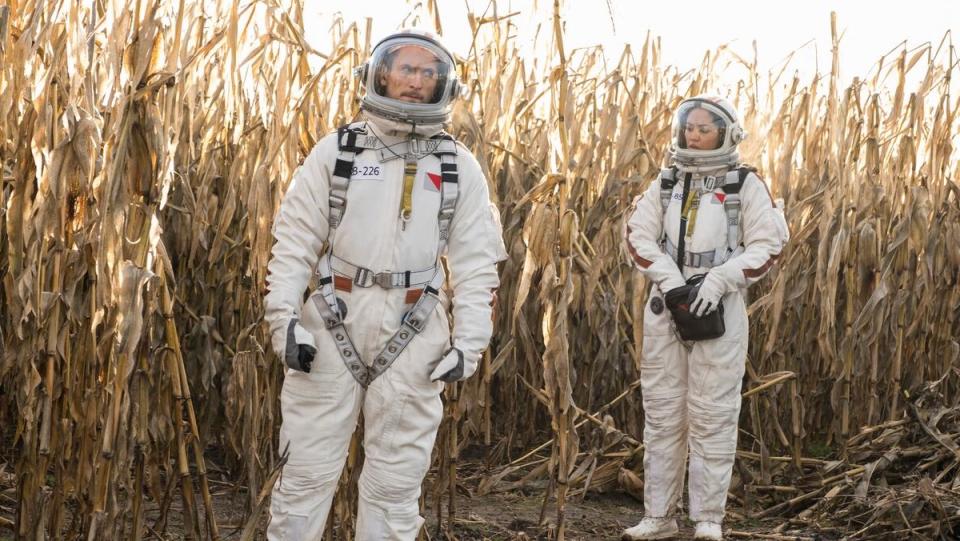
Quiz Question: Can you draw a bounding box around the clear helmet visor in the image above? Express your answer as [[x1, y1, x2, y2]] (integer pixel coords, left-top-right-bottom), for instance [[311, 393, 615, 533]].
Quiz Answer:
[[367, 41, 454, 106], [673, 101, 731, 151]]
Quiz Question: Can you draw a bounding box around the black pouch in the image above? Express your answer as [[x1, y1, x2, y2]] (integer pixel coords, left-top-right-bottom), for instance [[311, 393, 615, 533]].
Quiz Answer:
[[664, 274, 725, 341]]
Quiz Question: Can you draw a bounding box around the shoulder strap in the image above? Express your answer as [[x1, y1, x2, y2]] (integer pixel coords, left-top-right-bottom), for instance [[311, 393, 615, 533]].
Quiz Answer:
[[659, 166, 678, 210], [431, 132, 460, 250], [713, 165, 755, 265], [329, 123, 369, 233], [722, 164, 757, 194], [336, 124, 369, 152], [660, 166, 679, 188], [429, 131, 459, 157], [658, 166, 679, 246]]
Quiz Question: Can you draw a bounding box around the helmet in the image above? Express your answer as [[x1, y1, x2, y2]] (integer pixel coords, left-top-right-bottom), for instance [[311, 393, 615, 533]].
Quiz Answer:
[[356, 29, 461, 125], [669, 95, 745, 170]]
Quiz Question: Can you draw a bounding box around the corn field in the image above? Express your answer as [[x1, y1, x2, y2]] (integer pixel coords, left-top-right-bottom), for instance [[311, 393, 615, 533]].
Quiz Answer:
[[1, 0, 958, 539]]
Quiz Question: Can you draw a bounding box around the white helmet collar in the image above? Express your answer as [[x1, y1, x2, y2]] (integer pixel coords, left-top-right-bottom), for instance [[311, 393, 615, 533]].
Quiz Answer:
[[669, 95, 745, 171]]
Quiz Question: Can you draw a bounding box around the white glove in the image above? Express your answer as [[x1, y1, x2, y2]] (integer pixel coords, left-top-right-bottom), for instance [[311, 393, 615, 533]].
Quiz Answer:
[[429, 348, 473, 382], [660, 275, 687, 295], [690, 272, 725, 318]]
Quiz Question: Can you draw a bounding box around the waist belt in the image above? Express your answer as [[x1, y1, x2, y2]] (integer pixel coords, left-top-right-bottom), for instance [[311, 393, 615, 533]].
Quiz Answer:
[[329, 255, 437, 289], [313, 257, 445, 387], [663, 238, 719, 268]]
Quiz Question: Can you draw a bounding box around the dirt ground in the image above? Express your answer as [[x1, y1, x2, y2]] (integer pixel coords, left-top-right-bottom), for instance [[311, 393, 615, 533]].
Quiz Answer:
[[188, 475, 830, 541], [181, 485, 828, 541], [0, 458, 833, 540], [0, 473, 834, 541], [419, 488, 831, 541]]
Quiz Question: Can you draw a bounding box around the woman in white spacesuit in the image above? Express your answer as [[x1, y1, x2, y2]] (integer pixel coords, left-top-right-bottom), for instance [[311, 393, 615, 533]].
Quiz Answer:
[[622, 96, 790, 540], [263, 30, 507, 540]]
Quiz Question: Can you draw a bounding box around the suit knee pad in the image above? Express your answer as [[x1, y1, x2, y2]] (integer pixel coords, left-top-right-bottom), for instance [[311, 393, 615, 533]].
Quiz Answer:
[[359, 465, 422, 509]]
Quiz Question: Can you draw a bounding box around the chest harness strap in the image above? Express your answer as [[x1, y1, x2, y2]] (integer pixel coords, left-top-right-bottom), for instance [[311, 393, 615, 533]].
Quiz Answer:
[[313, 123, 460, 387], [659, 166, 751, 269]]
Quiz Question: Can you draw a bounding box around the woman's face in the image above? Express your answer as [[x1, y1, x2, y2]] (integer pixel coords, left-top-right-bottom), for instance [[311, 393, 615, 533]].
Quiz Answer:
[[684, 108, 721, 150]]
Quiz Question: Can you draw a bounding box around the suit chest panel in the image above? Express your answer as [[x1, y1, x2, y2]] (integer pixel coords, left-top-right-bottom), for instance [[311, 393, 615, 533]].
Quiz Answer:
[[338, 152, 445, 233], [332, 152, 449, 268], [663, 185, 731, 252]]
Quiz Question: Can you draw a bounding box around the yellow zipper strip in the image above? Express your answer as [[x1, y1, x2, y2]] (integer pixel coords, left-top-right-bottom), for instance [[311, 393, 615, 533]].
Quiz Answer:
[[400, 157, 417, 226], [682, 190, 701, 239]]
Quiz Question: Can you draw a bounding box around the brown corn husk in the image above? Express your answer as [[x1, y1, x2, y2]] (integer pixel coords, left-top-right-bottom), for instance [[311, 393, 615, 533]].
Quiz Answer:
[[1, 2, 957, 540]]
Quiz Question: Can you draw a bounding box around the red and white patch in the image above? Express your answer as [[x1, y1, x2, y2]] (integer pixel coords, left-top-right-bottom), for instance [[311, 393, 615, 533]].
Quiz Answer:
[[712, 192, 727, 204], [424, 172, 442, 192]]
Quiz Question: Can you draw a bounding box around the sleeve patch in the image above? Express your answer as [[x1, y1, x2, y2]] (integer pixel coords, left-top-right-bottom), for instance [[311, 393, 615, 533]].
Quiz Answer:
[[625, 225, 653, 268], [742, 253, 780, 278]]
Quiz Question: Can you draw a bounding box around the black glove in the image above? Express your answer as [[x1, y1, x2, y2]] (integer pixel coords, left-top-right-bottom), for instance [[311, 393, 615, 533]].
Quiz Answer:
[[429, 348, 465, 382], [284, 319, 316, 373]]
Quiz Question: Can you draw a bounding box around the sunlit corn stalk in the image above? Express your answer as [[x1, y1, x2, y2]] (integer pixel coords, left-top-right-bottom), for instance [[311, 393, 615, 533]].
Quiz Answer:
[[0, 0, 350, 537], [1, 0, 959, 538]]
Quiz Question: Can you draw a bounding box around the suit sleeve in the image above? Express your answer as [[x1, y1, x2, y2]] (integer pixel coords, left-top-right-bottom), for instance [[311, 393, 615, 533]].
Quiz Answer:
[[444, 150, 508, 371], [263, 136, 336, 359], [623, 178, 686, 292], [708, 172, 790, 291]]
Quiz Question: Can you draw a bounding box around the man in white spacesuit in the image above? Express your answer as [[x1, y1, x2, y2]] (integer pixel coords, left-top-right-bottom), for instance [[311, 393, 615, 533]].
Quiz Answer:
[[264, 29, 507, 540], [622, 96, 789, 540]]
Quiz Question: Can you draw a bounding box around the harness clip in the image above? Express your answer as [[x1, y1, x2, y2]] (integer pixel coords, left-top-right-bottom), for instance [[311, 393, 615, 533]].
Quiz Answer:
[[374, 272, 394, 289], [403, 312, 426, 333], [323, 315, 341, 330], [354, 267, 395, 288]]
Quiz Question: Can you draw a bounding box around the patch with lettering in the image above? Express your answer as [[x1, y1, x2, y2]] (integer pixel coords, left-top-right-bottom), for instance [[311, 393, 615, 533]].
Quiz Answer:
[[350, 161, 384, 181]]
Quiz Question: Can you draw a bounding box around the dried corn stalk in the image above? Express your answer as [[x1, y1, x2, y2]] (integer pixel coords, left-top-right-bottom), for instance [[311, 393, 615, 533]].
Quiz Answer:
[[1, 1, 958, 539]]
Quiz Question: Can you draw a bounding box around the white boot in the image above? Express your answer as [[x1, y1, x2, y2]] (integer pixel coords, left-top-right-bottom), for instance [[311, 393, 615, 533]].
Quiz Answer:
[[621, 517, 679, 540], [694, 521, 723, 540]]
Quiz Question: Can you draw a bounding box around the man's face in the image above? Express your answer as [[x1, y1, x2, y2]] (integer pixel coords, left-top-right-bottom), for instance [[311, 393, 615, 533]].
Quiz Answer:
[[379, 45, 441, 104]]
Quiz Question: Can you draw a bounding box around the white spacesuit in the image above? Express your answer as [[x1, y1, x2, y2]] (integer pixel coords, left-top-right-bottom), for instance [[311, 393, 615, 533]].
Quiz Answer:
[[622, 96, 789, 540], [264, 29, 507, 540]]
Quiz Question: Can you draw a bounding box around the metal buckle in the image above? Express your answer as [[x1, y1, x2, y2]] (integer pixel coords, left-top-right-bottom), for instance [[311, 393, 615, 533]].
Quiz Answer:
[[354, 268, 394, 288], [374, 272, 394, 289], [403, 311, 426, 333], [329, 194, 347, 207], [354, 267, 373, 287], [323, 315, 341, 330]]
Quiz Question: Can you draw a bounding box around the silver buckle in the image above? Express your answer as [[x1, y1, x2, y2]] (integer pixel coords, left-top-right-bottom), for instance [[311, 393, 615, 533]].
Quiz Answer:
[[374, 272, 394, 289], [403, 311, 425, 333], [323, 315, 341, 330], [354, 268, 393, 288], [354, 267, 373, 287]]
